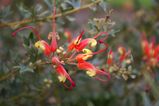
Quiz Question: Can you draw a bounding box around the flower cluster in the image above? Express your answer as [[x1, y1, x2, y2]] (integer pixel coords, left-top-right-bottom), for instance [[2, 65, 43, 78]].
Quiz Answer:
[[106, 46, 134, 80], [11, 0, 135, 89], [141, 32, 159, 67], [12, 26, 111, 89]]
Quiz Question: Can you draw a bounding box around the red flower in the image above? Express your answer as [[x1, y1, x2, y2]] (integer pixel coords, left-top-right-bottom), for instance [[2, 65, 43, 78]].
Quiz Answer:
[[75, 49, 93, 62], [48, 32, 58, 52], [107, 50, 113, 65], [67, 30, 85, 51], [118, 46, 130, 62], [64, 31, 72, 42], [75, 50, 110, 82], [106, 46, 131, 66], [77, 60, 110, 82], [34, 40, 51, 56], [68, 31, 109, 52], [141, 32, 159, 67], [75, 38, 97, 51], [52, 57, 75, 89], [12, 26, 58, 56]]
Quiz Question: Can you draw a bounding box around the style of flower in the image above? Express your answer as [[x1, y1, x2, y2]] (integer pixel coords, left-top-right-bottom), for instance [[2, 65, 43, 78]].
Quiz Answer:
[[141, 32, 159, 67]]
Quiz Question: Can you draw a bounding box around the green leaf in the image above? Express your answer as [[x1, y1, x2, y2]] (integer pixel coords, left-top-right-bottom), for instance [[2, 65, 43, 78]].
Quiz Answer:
[[44, 0, 53, 11], [15, 64, 34, 74], [17, 3, 32, 18], [66, 0, 81, 8], [100, 0, 108, 11], [0, 6, 12, 19]]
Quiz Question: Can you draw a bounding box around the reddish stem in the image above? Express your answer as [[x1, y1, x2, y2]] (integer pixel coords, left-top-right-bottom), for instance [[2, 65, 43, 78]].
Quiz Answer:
[[52, 0, 56, 37], [94, 32, 109, 39], [63, 75, 76, 90], [92, 41, 109, 55], [95, 69, 111, 82], [12, 26, 41, 40], [68, 51, 77, 60]]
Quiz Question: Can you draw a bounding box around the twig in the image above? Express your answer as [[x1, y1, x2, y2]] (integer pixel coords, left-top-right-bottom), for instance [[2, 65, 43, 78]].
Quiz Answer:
[[0, 0, 101, 28], [0, 69, 18, 82], [0, 61, 51, 82]]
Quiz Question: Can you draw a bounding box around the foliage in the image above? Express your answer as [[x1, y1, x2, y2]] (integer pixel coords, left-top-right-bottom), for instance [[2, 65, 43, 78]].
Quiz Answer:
[[0, 0, 159, 106]]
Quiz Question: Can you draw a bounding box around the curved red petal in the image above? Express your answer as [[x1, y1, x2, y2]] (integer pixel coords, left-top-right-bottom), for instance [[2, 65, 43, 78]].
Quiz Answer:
[[94, 32, 109, 39], [75, 39, 90, 51], [63, 75, 76, 90], [64, 31, 72, 42], [107, 50, 113, 65], [40, 40, 51, 56], [56, 65, 75, 89], [77, 61, 95, 71], [68, 42, 75, 51], [154, 45, 159, 57], [50, 36, 57, 52], [76, 30, 85, 43], [95, 69, 111, 82], [92, 41, 108, 55]]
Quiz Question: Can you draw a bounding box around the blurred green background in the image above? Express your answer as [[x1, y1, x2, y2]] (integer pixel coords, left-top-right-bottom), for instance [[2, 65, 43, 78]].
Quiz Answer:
[[0, 0, 159, 106]]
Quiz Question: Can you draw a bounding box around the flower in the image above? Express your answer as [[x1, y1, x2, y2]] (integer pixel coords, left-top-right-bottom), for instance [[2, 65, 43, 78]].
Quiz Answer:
[[76, 49, 110, 82], [68, 31, 98, 52], [48, 32, 58, 52], [106, 47, 133, 80], [107, 50, 113, 65], [77, 60, 110, 81], [141, 32, 159, 67], [75, 49, 93, 62], [34, 40, 51, 56], [64, 30, 72, 42], [106, 46, 131, 65], [12, 25, 59, 56], [118, 46, 129, 62], [67, 31, 110, 54], [52, 57, 75, 89]]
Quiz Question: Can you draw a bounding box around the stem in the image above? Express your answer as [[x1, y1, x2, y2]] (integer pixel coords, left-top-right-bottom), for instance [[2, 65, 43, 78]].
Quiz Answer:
[[0, 70, 18, 82], [0, 61, 51, 82], [67, 51, 77, 61], [12, 26, 41, 40], [92, 42, 108, 55], [52, 0, 56, 36], [0, 0, 101, 28], [94, 32, 109, 39]]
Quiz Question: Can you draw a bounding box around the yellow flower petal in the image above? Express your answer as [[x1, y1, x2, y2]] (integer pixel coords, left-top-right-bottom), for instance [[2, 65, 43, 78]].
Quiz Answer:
[[86, 70, 96, 77], [34, 41, 45, 50], [82, 49, 93, 60], [89, 39, 97, 47], [74, 38, 81, 45], [58, 75, 66, 83]]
